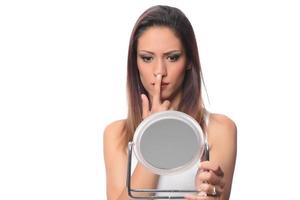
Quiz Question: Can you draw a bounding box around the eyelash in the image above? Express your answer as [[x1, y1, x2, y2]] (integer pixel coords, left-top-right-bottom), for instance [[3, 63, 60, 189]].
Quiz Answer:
[[140, 54, 180, 63], [167, 54, 180, 62], [141, 56, 153, 63]]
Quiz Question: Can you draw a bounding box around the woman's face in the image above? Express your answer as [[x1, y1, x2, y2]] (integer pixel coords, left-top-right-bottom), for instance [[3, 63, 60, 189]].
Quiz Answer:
[[137, 26, 187, 102]]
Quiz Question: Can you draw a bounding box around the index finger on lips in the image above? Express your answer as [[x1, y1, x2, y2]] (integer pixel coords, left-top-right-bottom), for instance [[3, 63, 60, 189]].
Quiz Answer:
[[153, 74, 162, 106]]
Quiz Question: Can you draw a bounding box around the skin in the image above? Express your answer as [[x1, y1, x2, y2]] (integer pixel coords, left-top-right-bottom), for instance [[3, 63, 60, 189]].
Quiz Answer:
[[137, 26, 187, 113], [103, 26, 237, 200]]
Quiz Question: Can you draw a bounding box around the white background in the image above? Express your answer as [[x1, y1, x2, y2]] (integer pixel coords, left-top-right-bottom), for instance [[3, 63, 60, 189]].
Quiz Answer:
[[1, 0, 300, 199]]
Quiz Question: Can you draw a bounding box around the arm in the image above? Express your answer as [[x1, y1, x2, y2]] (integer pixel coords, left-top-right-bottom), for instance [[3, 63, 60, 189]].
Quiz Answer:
[[103, 120, 159, 200], [185, 114, 237, 200], [208, 114, 237, 200], [104, 74, 172, 200]]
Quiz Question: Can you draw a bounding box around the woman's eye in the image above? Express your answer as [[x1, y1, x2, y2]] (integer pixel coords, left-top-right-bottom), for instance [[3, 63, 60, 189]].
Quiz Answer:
[[167, 54, 180, 62], [141, 56, 153, 63]]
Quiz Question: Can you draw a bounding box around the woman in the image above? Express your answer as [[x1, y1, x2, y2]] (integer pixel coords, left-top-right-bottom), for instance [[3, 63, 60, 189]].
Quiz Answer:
[[103, 5, 237, 200]]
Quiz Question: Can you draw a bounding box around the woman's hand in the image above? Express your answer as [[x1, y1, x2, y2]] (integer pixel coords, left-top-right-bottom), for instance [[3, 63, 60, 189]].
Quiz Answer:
[[185, 161, 225, 200], [141, 74, 171, 119]]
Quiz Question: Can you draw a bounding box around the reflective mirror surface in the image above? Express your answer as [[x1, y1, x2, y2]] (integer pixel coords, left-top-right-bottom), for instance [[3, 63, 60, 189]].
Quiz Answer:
[[133, 111, 205, 175]]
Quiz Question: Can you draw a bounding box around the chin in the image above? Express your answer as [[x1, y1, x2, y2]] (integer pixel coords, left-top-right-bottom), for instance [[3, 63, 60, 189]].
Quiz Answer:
[[161, 91, 173, 101]]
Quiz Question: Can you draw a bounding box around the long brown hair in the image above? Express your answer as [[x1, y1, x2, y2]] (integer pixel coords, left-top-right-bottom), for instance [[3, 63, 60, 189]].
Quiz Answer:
[[124, 5, 207, 149]]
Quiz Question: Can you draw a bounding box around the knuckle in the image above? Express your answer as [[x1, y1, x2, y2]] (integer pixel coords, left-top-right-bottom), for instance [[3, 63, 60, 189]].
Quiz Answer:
[[211, 164, 218, 171], [198, 172, 205, 180], [197, 173, 204, 181], [203, 184, 210, 192], [206, 172, 213, 180]]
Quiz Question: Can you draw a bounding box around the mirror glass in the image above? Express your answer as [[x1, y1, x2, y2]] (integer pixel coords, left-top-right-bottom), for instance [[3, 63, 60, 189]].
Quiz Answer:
[[133, 111, 205, 175]]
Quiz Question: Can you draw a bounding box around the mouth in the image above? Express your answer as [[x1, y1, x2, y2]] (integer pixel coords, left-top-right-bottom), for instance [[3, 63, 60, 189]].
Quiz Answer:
[[151, 82, 169, 86]]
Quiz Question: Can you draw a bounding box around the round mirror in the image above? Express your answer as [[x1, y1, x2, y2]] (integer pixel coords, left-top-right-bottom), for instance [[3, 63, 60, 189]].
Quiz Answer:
[[133, 111, 205, 175]]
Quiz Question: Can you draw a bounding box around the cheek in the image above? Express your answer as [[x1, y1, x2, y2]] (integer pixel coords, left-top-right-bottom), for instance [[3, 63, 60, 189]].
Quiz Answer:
[[175, 73, 185, 87], [139, 75, 147, 87], [138, 67, 151, 87], [171, 58, 187, 80], [172, 66, 186, 81]]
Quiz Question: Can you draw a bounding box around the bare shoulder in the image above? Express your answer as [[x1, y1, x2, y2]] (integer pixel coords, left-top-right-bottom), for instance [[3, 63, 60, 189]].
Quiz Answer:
[[103, 119, 128, 166], [207, 113, 237, 145], [103, 119, 127, 152], [104, 119, 127, 138], [209, 113, 237, 132], [104, 119, 126, 133]]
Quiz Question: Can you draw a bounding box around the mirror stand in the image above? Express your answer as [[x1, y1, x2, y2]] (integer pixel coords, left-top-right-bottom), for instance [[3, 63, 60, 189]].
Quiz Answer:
[[126, 142, 209, 199]]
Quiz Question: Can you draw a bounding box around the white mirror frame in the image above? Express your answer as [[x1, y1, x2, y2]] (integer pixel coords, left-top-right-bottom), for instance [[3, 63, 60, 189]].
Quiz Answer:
[[133, 110, 206, 175]]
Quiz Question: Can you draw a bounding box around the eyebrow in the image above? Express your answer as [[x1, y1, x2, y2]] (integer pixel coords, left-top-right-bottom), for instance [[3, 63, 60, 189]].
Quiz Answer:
[[138, 50, 182, 55]]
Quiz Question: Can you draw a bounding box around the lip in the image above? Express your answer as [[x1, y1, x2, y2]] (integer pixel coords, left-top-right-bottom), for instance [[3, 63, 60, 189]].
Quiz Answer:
[[151, 82, 169, 86]]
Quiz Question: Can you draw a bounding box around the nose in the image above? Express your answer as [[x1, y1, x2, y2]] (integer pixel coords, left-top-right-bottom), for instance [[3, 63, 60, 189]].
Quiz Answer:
[[153, 59, 167, 77]]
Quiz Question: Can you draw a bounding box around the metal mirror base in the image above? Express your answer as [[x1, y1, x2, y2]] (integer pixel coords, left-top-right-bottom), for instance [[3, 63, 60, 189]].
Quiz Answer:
[[126, 142, 209, 199]]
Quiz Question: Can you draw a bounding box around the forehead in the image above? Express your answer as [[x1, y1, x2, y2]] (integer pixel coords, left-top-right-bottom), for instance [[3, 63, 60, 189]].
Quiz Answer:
[[137, 26, 183, 52]]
